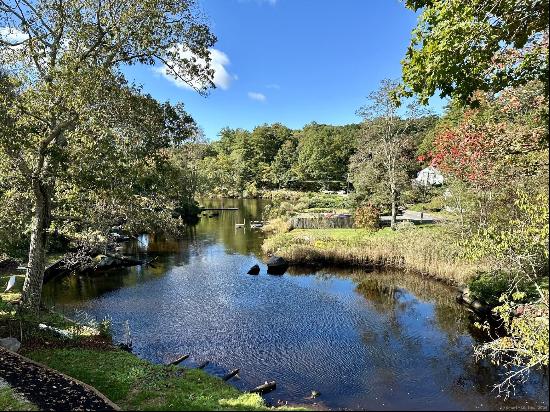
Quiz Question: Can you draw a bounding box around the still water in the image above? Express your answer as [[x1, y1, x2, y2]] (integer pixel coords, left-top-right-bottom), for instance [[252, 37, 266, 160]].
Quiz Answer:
[[43, 199, 548, 410]]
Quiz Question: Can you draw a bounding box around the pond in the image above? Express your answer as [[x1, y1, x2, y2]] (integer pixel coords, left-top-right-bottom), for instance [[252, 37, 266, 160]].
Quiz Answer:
[[43, 199, 549, 411]]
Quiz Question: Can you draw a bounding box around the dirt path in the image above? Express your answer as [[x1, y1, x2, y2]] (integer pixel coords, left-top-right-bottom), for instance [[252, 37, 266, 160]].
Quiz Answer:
[[0, 347, 119, 411]]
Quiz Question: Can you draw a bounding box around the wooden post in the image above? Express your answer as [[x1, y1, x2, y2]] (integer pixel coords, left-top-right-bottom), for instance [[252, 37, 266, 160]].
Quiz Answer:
[[251, 381, 276, 394], [197, 361, 209, 369], [168, 354, 190, 366], [223, 368, 240, 381]]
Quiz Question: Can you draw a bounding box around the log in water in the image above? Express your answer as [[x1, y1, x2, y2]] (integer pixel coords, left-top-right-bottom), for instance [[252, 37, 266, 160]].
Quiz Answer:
[[251, 381, 276, 394], [168, 354, 190, 365]]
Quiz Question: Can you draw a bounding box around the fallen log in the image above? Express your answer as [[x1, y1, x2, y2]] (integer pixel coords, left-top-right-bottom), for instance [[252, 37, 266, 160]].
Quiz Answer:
[[103, 253, 145, 267], [250, 381, 276, 394], [223, 368, 240, 381], [168, 354, 190, 366], [44, 258, 74, 283]]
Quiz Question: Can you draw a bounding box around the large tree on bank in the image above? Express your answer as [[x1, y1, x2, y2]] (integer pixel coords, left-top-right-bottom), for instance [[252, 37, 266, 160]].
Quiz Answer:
[[0, 0, 216, 312], [400, 0, 549, 105]]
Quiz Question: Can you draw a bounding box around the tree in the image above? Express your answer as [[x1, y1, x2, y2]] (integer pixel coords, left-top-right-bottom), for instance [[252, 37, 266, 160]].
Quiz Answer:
[[400, 0, 549, 105], [294, 123, 358, 189], [272, 139, 298, 189], [352, 79, 426, 229], [429, 81, 548, 231], [426, 82, 549, 391], [0, 0, 216, 312]]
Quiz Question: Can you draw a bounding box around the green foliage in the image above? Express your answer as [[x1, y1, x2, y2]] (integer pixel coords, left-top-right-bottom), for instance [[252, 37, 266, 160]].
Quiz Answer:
[[353, 205, 380, 230], [198, 123, 360, 196], [474, 291, 549, 397], [1, 0, 217, 310], [469, 271, 519, 307], [467, 190, 549, 279], [401, 0, 549, 105], [351, 79, 434, 226], [265, 190, 351, 219], [294, 123, 359, 186]]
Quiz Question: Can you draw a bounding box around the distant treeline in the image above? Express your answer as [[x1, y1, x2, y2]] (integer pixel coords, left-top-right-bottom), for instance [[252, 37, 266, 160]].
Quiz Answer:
[[196, 118, 437, 197]]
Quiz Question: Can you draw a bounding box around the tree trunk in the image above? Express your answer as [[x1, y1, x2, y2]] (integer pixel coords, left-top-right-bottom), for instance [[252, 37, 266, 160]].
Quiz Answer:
[[390, 185, 397, 230], [20, 180, 51, 312]]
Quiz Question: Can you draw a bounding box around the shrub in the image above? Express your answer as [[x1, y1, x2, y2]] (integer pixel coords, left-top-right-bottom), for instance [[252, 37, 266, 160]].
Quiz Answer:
[[353, 205, 380, 230], [469, 270, 547, 307]]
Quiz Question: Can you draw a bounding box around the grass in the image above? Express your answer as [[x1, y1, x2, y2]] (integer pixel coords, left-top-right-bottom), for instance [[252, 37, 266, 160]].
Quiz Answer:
[[26, 348, 304, 411], [0, 384, 38, 411], [263, 225, 482, 286]]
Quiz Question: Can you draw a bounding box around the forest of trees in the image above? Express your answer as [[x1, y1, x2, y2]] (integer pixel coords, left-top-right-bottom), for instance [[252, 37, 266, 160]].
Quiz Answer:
[[196, 122, 362, 196]]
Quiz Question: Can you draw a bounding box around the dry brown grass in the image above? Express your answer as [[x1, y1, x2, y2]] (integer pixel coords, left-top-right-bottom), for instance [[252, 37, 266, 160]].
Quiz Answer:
[[262, 225, 482, 286]]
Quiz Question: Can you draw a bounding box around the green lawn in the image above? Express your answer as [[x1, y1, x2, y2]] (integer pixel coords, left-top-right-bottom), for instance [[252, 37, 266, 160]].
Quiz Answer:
[[0, 385, 38, 411], [27, 348, 305, 411]]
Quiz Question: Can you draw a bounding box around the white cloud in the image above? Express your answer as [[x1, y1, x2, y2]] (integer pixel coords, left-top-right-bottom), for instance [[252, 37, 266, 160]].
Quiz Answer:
[[155, 47, 233, 91], [0, 27, 28, 44], [266, 83, 280, 89], [248, 92, 266, 102]]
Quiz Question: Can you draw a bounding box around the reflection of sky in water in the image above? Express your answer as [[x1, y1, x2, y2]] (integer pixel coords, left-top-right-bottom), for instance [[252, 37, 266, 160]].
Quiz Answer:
[[43, 199, 549, 411]]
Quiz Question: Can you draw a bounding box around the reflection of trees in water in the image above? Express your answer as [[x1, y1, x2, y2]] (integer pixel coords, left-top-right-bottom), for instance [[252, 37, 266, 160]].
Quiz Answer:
[[449, 354, 549, 410], [193, 198, 268, 257], [289, 266, 471, 338], [43, 267, 131, 305], [42, 256, 176, 305], [348, 268, 548, 409], [352, 269, 470, 337]]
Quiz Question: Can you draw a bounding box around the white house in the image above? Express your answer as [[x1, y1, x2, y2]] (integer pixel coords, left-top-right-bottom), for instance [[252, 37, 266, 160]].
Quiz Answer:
[[415, 166, 444, 186]]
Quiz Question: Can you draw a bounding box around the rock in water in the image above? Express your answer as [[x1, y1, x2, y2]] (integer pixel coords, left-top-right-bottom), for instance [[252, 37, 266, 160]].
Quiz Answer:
[[0, 337, 21, 352], [247, 264, 260, 275], [266, 256, 288, 275]]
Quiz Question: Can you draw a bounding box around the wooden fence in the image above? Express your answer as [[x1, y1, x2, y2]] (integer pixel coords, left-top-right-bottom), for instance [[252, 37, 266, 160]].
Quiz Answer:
[[290, 213, 353, 229]]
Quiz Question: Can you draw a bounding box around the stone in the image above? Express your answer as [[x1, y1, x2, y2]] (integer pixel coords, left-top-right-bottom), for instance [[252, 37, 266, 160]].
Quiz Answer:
[[0, 337, 21, 352], [247, 264, 260, 275], [266, 256, 288, 267], [266, 256, 288, 275]]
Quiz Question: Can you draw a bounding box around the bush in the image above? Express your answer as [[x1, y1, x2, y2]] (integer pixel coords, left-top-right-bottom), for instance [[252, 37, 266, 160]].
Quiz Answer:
[[353, 205, 380, 230], [469, 270, 546, 307]]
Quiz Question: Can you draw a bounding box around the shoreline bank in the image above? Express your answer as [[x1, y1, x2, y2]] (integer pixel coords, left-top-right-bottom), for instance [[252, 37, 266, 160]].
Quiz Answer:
[[262, 226, 481, 287]]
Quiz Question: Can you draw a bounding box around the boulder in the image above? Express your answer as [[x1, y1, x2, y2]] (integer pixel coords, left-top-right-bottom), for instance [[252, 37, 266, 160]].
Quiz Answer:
[[266, 256, 288, 275], [267, 256, 288, 267], [0, 337, 21, 352], [94, 255, 116, 269], [247, 264, 260, 275]]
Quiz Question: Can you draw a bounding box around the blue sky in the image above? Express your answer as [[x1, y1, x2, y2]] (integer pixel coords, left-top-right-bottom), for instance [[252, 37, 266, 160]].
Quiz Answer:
[[124, 0, 445, 141]]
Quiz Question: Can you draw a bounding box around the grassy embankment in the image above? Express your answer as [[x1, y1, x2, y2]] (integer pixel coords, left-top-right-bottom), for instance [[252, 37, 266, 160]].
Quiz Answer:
[[0, 277, 304, 411], [263, 225, 481, 286], [260, 190, 482, 286]]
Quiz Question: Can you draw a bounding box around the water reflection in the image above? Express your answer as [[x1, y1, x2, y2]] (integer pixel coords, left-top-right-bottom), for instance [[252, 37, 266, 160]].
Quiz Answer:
[[42, 199, 548, 411]]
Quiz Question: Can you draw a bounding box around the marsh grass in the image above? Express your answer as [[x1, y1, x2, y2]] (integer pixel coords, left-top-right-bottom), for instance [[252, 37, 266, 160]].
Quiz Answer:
[[262, 225, 481, 285]]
